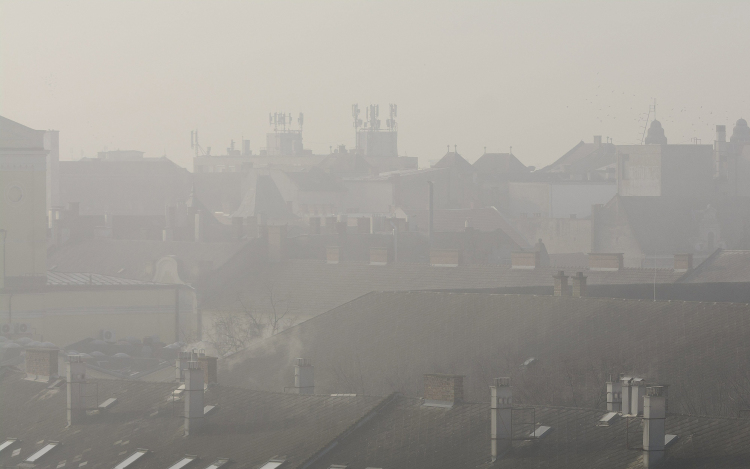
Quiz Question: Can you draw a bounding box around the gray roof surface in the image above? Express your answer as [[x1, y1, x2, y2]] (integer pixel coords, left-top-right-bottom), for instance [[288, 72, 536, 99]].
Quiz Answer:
[[222, 291, 750, 417], [203, 258, 682, 316], [48, 239, 248, 284], [677, 249, 750, 283], [311, 396, 750, 469], [0, 371, 383, 469], [46, 271, 157, 286]]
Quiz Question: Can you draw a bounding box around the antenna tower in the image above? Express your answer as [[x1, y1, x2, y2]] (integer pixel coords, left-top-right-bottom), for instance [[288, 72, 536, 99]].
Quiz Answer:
[[640, 99, 657, 144]]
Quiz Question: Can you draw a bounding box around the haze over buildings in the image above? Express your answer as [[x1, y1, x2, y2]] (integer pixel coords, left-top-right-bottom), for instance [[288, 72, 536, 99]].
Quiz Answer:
[[3, 2, 750, 468]]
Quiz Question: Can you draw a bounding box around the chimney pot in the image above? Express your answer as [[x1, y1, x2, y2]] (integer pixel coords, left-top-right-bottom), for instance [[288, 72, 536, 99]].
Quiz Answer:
[[490, 377, 512, 461], [292, 358, 314, 395], [423, 374, 463, 407], [643, 386, 667, 468]]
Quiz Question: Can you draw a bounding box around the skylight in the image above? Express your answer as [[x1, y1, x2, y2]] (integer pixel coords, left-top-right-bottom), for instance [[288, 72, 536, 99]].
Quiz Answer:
[[167, 456, 196, 469], [25, 442, 60, 462], [0, 439, 17, 454], [530, 426, 553, 439], [597, 412, 619, 426], [113, 449, 148, 469], [258, 460, 285, 469], [202, 459, 228, 469]]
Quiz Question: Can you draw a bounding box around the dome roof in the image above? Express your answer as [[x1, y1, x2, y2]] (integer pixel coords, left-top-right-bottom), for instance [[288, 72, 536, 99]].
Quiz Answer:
[[731, 118, 750, 145]]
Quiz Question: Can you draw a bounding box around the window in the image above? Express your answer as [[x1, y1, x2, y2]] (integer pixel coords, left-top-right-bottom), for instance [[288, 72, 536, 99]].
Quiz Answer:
[[202, 459, 228, 469], [167, 456, 196, 469], [258, 460, 285, 469], [113, 449, 148, 469], [0, 439, 17, 454], [25, 442, 60, 462]]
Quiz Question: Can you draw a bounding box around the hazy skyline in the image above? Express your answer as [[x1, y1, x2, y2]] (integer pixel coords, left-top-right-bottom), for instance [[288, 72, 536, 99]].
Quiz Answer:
[[2, 0, 750, 170]]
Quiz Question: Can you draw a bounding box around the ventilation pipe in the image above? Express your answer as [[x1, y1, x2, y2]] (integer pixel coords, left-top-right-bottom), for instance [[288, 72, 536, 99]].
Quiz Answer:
[[293, 358, 314, 395], [490, 377, 512, 461], [631, 379, 645, 416], [184, 361, 204, 436], [176, 351, 191, 382], [620, 376, 632, 415], [606, 376, 622, 412], [67, 355, 86, 426], [643, 386, 667, 468]]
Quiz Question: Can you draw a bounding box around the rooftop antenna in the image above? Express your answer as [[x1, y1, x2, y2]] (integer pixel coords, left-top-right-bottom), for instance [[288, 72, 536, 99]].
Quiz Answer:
[[640, 99, 657, 144], [298, 112, 304, 131], [352, 104, 362, 150], [191, 130, 206, 157]]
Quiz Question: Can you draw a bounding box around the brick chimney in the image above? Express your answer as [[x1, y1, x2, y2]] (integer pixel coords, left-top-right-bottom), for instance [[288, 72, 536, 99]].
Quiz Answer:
[[490, 377, 512, 461], [588, 253, 623, 271], [291, 358, 314, 395], [643, 386, 667, 468], [571, 272, 587, 297], [423, 374, 463, 407], [197, 355, 218, 385], [369, 247, 389, 265], [184, 361, 204, 436], [511, 251, 539, 269], [25, 347, 59, 381], [553, 271, 570, 296], [673, 253, 693, 273], [326, 246, 340, 264], [67, 355, 86, 426]]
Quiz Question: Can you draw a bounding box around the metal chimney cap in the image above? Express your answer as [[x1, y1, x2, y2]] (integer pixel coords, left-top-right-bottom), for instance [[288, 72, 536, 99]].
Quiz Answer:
[[493, 377, 511, 387], [187, 361, 201, 370], [295, 358, 312, 367], [646, 386, 666, 397]]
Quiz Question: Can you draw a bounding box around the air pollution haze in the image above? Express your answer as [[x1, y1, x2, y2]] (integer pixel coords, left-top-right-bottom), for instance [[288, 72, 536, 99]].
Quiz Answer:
[[2, 1, 750, 168], [3, 2, 750, 468]]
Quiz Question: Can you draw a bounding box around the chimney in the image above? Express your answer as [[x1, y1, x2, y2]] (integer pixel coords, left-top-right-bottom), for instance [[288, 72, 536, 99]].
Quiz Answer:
[[594, 135, 602, 147], [197, 355, 218, 385], [423, 374, 463, 407], [326, 246, 340, 264], [370, 247, 389, 265], [176, 351, 190, 381], [716, 125, 727, 143], [673, 253, 693, 273], [620, 376, 632, 415], [291, 358, 314, 395], [588, 253, 623, 271], [309, 217, 321, 235], [184, 361, 204, 436], [490, 377, 512, 461], [571, 272, 587, 297], [25, 347, 59, 382], [643, 386, 667, 468], [606, 376, 622, 412], [511, 251, 539, 269], [553, 271, 570, 297], [67, 355, 86, 426], [630, 379, 645, 416]]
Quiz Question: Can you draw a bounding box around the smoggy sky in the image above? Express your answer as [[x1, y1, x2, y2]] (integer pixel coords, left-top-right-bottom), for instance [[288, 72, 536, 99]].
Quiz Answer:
[[2, 1, 749, 170]]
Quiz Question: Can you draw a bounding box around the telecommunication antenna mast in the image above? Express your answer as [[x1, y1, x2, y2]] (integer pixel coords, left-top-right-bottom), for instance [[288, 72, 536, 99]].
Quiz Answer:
[[387, 103, 398, 131], [640, 99, 657, 144], [352, 104, 362, 149], [190, 130, 207, 157]]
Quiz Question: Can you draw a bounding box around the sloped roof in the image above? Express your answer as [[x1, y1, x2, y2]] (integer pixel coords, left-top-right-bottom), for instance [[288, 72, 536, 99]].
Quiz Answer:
[[677, 249, 750, 283], [202, 258, 682, 316], [604, 196, 750, 255], [0, 115, 46, 150], [232, 174, 295, 219], [45, 271, 158, 286], [48, 239, 248, 283], [432, 152, 475, 173], [403, 207, 531, 249], [0, 372, 383, 469], [472, 152, 529, 175], [311, 396, 750, 469], [221, 291, 747, 416], [540, 141, 616, 174]]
